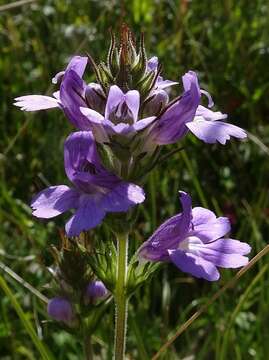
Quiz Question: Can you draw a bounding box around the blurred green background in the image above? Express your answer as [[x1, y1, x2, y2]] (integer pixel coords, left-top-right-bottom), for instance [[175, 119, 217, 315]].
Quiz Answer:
[[1, 0, 269, 359]]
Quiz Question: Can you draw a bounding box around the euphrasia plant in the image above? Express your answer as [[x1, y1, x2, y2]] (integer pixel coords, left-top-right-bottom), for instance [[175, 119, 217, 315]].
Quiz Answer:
[[15, 25, 250, 359]]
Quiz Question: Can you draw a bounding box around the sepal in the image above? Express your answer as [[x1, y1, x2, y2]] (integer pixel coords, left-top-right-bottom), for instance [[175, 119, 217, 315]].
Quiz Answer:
[[126, 257, 161, 297], [107, 31, 119, 77], [96, 142, 122, 174], [128, 146, 161, 182], [131, 33, 147, 82], [87, 240, 117, 292], [82, 296, 112, 334]]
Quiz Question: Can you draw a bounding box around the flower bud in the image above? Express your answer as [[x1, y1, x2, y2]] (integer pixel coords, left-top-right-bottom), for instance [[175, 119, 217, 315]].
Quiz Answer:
[[47, 297, 74, 325], [85, 83, 106, 114], [143, 89, 169, 116], [85, 281, 108, 301]]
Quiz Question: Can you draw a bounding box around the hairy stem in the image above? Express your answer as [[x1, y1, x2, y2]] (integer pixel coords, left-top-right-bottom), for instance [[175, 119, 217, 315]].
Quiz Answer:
[[114, 232, 129, 360]]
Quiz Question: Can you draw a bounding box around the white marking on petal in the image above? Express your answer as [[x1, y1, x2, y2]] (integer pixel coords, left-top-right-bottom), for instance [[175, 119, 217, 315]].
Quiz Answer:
[[178, 236, 203, 255]]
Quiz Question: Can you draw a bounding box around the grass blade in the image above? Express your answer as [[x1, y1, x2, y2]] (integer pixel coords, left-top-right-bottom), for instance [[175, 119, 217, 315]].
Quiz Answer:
[[0, 274, 54, 360], [152, 244, 269, 359]]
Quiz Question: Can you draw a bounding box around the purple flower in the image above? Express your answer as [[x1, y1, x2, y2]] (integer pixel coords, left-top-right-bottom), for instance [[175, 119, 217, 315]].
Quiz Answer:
[[148, 71, 247, 146], [80, 85, 156, 138], [31, 131, 145, 236], [147, 56, 178, 90], [139, 192, 251, 281], [14, 56, 106, 132], [85, 280, 108, 301], [47, 297, 74, 325]]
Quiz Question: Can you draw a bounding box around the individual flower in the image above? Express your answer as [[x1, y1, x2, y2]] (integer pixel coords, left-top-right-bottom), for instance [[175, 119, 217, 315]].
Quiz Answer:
[[80, 85, 156, 137], [47, 297, 74, 325], [14, 56, 106, 131], [147, 56, 178, 90], [139, 191, 251, 281], [31, 131, 145, 236], [147, 71, 247, 146], [85, 280, 108, 301]]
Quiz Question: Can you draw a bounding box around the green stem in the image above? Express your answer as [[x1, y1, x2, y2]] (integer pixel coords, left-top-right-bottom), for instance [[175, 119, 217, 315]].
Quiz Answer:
[[114, 232, 129, 360], [84, 335, 93, 360]]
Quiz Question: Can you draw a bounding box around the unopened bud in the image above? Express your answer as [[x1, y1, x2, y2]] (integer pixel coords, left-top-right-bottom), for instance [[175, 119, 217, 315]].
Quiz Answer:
[[47, 297, 74, 325], [85, 83, 106, 114], [147, 56, 158, 72], [144, 90, 169, 116], [85, 280, 108, 302]]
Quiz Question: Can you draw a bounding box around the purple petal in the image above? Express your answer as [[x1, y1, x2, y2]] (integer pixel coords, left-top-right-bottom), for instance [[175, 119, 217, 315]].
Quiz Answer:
[[149, 71, 200, 145], [64, 131, 100, 183], [178, 191, 192, 238], [156, 79, 178, 90], [65, 195, 106, 236], [52, 71, 65, 85], [102, 182, 145, 212], [148, 98, 189, 144], [79, 107, 104, 123], [14, 95, 59, 111], [31, 185, 79, 218], [200, 89, 214, 108], [169, 249, 220, 281], [65, 56, 88, 77], [52, 56, 87, 85], [138, 242, 170, 262], [205, 238, 251, 255], [47, 297, 74, 324], [195, 105, 227, 121], [105, 85, 124, 119], [79, 107, 108, 143], [133, 117, 156, 131], [191, 216, 231, 242], [197, 239, 250, 268], [139, 191, 192, 261], [125, 90, 140, 122], [64, 131, 120, 192], [53, 91, 60, 100], [109, 123, 131, 135], [86, 281, 108, 300], [60, 70, 89, 129], [191, 207, 216, 226], [138, 214, 182, 262], [147, 56, 158, 71], [182, 71, 200, 92], [186, 119, 247, 144], [100, 117, 156, 135], [147, 57, 178, 89]]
